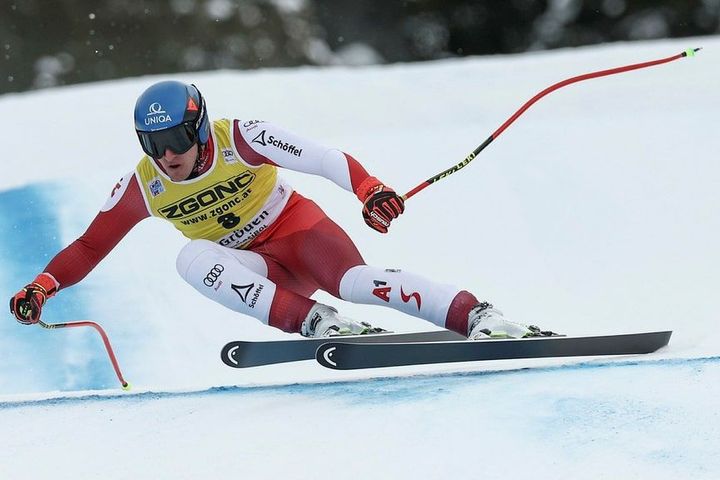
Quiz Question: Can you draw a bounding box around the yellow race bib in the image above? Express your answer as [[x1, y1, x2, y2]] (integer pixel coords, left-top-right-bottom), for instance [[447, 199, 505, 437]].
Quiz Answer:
[[136, 118, 286, 248]]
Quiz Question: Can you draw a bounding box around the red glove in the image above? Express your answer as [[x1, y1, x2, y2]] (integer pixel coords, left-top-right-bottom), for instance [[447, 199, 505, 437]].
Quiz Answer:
[[357, 177, 405, 233], [9, 273, 59, 325]]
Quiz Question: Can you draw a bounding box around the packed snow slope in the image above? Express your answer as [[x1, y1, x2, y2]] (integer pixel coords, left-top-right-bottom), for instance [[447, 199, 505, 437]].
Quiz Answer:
[[1, 38, 718, 479]]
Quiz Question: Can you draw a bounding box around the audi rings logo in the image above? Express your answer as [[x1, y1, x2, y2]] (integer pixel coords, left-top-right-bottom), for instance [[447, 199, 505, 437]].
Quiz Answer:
[[204, 264, 225, 287], [147, 102, 166, 115]]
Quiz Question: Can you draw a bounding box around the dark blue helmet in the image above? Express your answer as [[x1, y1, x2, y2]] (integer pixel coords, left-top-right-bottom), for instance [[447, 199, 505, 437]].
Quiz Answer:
[[134, 81, 210, 159]]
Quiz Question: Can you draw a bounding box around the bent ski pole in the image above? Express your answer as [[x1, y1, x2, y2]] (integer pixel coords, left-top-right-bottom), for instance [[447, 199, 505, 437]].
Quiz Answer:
[[38, 319, 131, 390], [402, 48, 702, 201]]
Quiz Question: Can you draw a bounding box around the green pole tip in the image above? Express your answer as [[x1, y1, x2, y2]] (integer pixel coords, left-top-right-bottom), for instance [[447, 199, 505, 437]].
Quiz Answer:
[[684, 47, 702, 57], [122, 382, 132, 391]]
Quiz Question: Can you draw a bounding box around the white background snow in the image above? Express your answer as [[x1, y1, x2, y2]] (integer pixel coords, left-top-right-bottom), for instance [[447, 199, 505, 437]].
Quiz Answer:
[[0, 38, 718, 479]]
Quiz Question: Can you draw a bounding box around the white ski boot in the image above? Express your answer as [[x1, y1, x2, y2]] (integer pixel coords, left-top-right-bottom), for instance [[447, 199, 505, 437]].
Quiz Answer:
[[468, 302, 554, 340], [300, 303, 384, 338]]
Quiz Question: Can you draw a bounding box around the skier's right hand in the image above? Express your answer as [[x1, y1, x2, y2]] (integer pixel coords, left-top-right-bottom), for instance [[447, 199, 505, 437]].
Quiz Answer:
[[9, 273, 59, 325], [357, 176, 405, 234]]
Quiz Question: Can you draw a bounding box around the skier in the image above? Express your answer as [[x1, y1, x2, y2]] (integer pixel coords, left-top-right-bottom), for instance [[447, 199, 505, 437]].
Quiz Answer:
[[10, 80, 552, 340]]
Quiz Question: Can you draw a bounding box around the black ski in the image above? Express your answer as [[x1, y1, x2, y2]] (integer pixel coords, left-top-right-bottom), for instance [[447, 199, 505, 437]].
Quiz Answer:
[[316, 331, 672, 370], [221, 330, 465, 368]]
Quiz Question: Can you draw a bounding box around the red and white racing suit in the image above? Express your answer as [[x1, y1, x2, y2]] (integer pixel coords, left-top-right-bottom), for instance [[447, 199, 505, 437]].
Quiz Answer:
[[41, 119, 478, 335]]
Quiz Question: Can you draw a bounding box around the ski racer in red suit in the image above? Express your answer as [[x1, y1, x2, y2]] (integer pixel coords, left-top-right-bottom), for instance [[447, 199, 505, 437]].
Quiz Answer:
[[10, 81, 552, 340]]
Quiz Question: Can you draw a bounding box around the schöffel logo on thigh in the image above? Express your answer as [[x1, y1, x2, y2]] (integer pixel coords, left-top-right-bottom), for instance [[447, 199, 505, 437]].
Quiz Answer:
[[232, 282, 264, 308], [204, 264, 224, 287]]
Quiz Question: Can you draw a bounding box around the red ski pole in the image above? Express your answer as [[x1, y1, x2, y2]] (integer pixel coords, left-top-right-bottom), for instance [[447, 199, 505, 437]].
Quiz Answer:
[[37, 319, 131, 390], [402, 47, 701, 201]]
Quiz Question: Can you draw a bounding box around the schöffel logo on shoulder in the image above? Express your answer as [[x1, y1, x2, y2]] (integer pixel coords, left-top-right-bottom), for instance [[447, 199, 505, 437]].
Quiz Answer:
[[158, 172, 256, 219], [145, 102, 173, 126], [252, 130, 303, 157]]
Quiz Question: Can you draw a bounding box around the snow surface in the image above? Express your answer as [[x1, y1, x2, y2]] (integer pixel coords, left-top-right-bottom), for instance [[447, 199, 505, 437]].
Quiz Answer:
[[1, 38, 719, 479]]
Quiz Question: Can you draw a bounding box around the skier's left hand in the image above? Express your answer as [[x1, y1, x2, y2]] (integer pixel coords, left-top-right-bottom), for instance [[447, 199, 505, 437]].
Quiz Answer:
[[357, 177, 405, 233]]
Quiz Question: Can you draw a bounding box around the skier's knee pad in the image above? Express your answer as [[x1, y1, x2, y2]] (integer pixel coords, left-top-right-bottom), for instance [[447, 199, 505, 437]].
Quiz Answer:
[[175, 239, 276, 323], [176, 239, 229, 281]]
